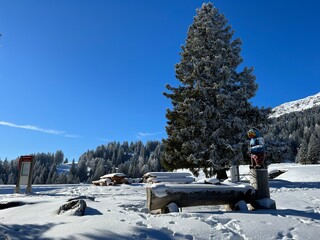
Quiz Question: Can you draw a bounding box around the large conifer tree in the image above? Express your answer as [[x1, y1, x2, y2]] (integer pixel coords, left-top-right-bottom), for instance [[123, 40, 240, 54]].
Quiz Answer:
[[162, 3, 268, 176]]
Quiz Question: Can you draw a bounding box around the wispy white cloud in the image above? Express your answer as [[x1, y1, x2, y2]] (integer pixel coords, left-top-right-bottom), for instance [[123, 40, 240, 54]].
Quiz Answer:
[[137, 131, 163, 138], [0, 121, 79, 138]]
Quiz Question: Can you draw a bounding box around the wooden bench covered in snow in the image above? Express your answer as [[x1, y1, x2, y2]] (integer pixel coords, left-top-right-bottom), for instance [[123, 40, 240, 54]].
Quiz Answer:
[[146, 183, 255, 213], [92, 173, 132, 186], [143, 172, 195, 184]]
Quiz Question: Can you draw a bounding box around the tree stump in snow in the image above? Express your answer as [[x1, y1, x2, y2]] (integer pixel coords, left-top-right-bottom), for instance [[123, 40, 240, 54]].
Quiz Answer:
[[249, 168, 270, 199], [249, 168, 276, 209], [230, 165, 240, 183]]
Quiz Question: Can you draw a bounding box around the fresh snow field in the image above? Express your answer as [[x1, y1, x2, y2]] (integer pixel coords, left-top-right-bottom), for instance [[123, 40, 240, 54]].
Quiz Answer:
[[1, 163, 320, 240]]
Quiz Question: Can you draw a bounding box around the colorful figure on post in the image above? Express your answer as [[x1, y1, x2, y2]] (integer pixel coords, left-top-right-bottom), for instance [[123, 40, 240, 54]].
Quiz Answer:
[[247, 128, 266, 169]]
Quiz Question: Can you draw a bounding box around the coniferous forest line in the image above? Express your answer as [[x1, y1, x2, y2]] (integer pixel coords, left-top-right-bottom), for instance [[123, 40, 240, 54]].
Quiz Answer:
[[1, 105, 320, 185], [0, 141, 164, 184]]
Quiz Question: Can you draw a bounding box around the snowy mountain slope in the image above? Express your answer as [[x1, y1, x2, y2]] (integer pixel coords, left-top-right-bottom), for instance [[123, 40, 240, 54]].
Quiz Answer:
[[270, 92, 320, 118]]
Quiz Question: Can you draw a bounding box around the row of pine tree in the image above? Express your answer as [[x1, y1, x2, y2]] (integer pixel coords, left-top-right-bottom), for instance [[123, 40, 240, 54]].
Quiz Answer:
[[0, 141, 164, 184], [264, 106, 320, 165]]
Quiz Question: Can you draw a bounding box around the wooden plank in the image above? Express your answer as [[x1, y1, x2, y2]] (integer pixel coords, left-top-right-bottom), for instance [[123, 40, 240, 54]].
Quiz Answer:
[[144, 172, 192, 178], [147, 177, 194, 184]]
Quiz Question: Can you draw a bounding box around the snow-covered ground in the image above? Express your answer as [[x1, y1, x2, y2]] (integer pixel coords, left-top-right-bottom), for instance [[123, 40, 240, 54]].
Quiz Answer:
[[1, 163, 320, 240]]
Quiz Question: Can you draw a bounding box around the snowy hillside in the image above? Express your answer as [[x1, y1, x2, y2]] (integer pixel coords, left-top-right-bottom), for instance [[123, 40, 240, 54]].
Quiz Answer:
[[1, 163, 320, 239], [270, 92, 320, 118], [56, 163, 77, 174]]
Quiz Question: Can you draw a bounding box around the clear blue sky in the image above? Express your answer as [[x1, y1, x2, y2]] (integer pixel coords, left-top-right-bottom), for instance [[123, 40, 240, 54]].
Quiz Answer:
[[1, 0, 319, 161]]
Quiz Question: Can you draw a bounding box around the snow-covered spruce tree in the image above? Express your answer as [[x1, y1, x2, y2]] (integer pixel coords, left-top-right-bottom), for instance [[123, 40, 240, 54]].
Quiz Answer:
[[162, 3, 269, 177], [307, 134, 320, 164], [296, 140, 308, 164]]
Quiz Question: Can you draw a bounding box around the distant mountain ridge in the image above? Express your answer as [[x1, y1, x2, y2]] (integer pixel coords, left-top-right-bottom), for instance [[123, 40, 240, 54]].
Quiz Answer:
[[270, 92, 320, 118]]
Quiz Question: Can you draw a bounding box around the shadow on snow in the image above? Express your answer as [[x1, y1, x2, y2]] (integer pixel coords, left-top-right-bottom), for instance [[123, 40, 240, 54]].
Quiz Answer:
[[269, 179, 320, 189], [0, 223, 57, 240]]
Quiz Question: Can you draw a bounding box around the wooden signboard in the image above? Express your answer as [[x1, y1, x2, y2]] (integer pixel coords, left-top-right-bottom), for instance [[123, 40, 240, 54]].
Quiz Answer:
[[15, 155, 35, 194]]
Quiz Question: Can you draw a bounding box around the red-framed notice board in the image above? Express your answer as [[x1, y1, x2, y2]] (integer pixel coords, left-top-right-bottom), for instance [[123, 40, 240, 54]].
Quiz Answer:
[[15, 155, 35, 194]]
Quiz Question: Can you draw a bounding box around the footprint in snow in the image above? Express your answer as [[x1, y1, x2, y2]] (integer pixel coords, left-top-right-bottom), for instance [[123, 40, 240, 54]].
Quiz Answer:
[[136, 221, 147, 227]]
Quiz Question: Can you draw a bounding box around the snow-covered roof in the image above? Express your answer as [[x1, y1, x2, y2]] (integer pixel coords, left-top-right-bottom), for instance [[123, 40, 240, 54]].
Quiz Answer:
[[100, 173, 127, 179]]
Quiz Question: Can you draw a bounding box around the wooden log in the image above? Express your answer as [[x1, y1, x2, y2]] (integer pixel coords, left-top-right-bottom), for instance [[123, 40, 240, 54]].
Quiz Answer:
[[146, 184, 255, 212], [144, 172, 192, 178], [92, 179, 109, 186]]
